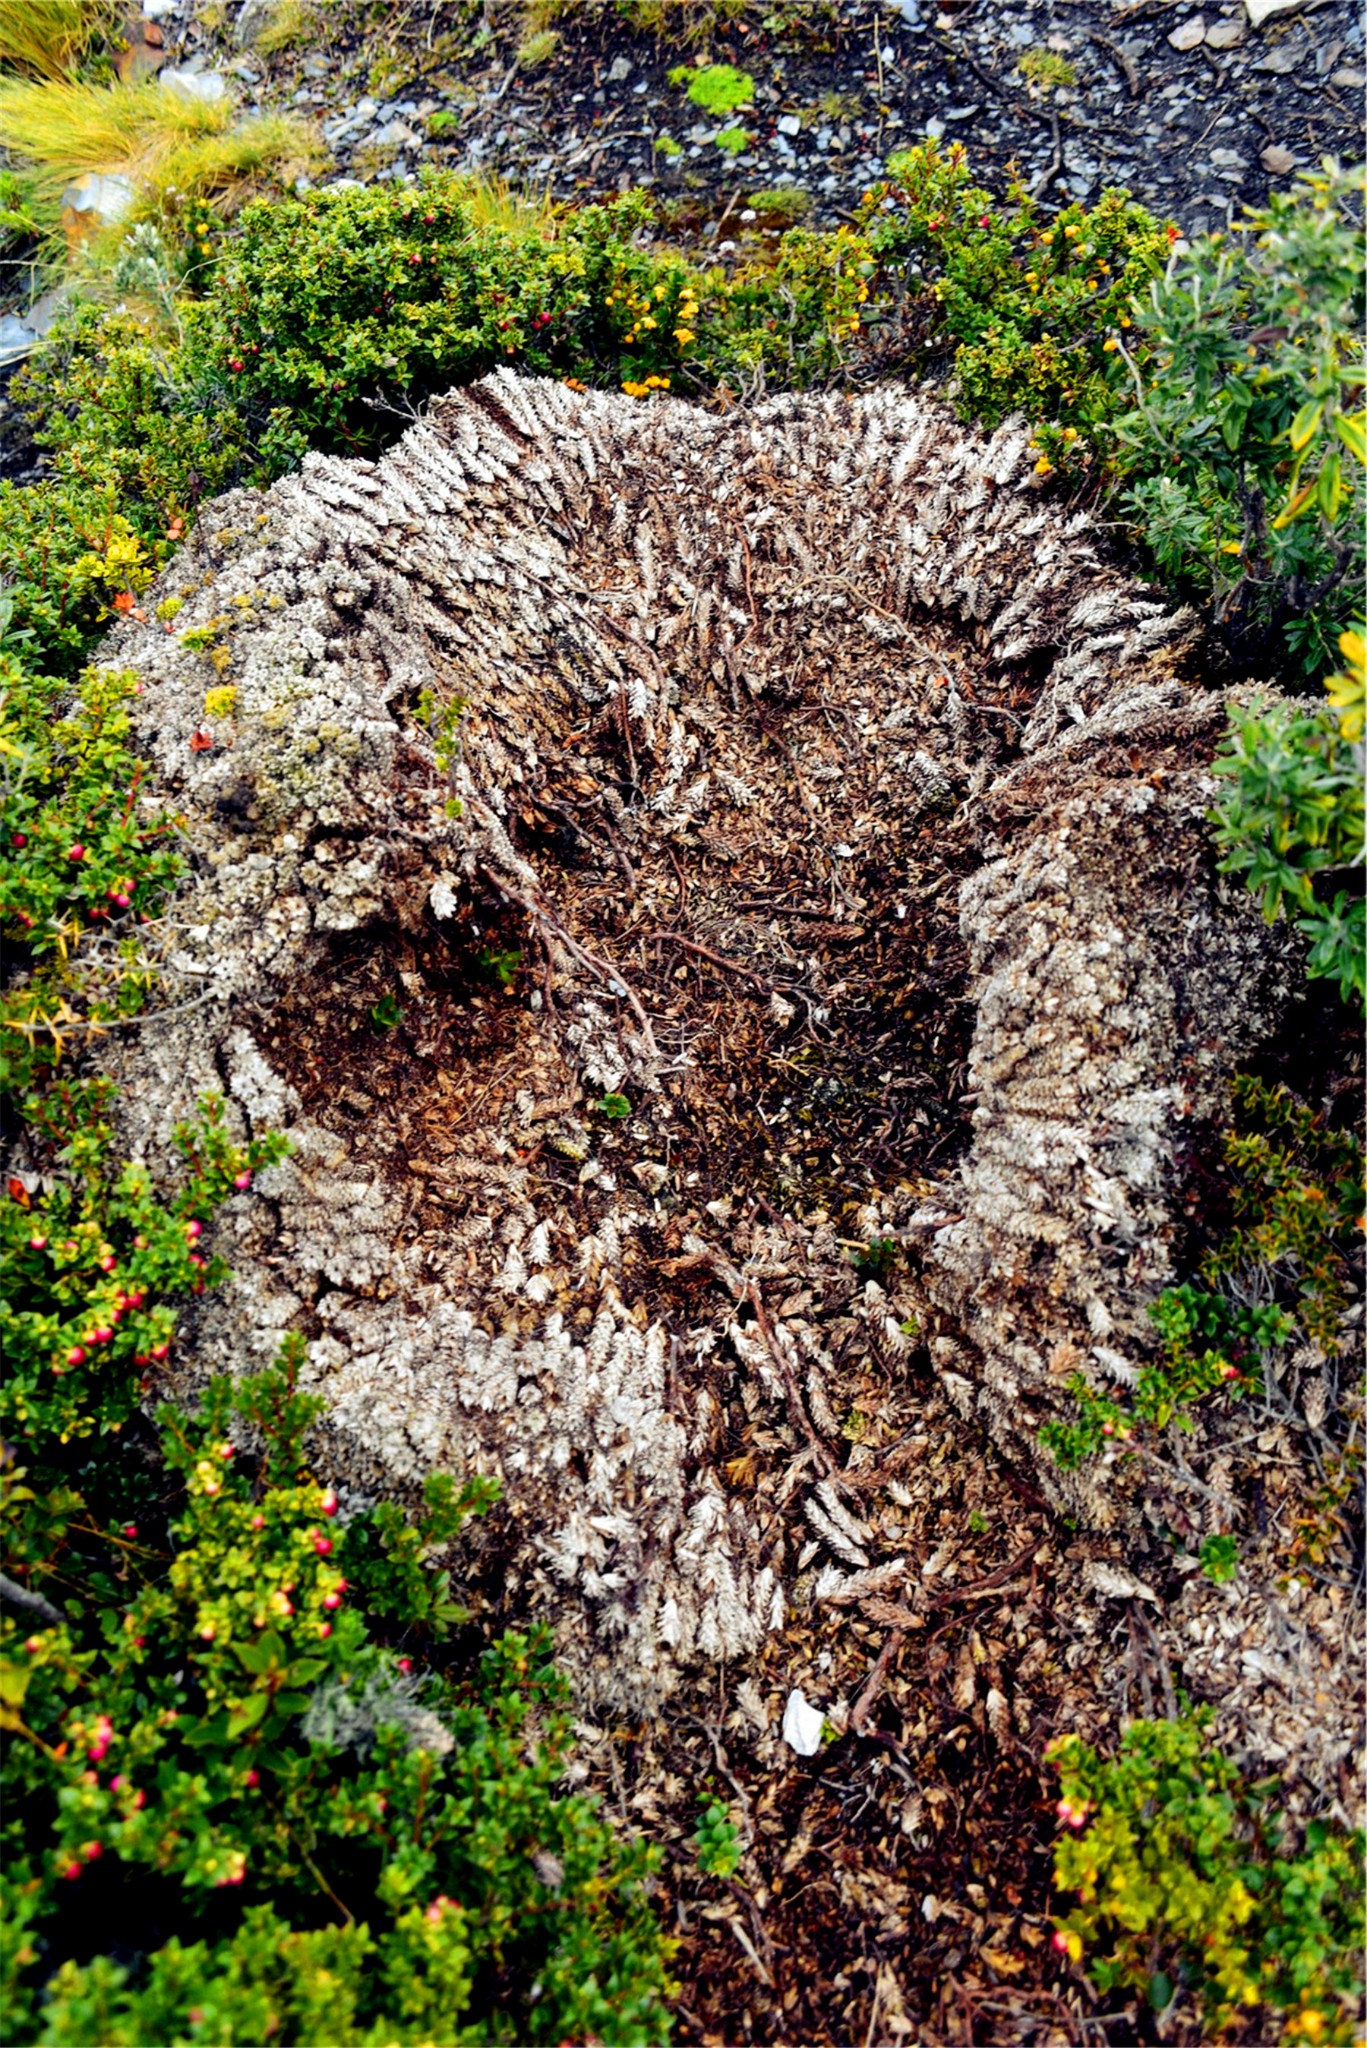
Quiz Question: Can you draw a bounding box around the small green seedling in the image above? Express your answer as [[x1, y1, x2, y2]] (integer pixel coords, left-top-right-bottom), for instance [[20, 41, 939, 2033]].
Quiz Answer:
[[693, 1796, 742, 1878], [715, 127, 750, 156], [475, 944, 522, 989], [1199, 1533, 1239, 1584], [369, 992, 404, 1031], [594, 1093, 632, 1120]]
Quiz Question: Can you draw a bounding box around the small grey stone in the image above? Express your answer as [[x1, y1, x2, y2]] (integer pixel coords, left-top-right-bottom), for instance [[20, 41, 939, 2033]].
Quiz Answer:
[[776, 113, 802, 136], [161, 67, 230, 104], [607, 55, 632, 82], [1204, 18, 1244, 45], [0, 314, 37, 362], [234, 0, 275, 45], [371, 119, 420, 148], [1260, 142, 1297, 170], [1168, 16, 1207, 50], [1209, 146, 1248, 167], [1330, 64, 1365, 83]]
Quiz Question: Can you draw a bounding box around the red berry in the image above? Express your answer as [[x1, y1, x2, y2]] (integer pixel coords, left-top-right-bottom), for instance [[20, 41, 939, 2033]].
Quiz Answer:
[[151, 1342, 171, 1360], [250, 1513, 266, 1530], [319, 1490, 338, 1517], [185, 1219, 203, 1240], [29, 1235, 47, 1250], [244, 1768, 260, 1787], [397, 1656, 413, 1674], [123, 1524, 138, 1539], [233, 1170, 253, 1191], [11, 831, 27, 847], [313, 1534, 333, 1556], [67, 844, 86, 861], [66, 1346, 87, 1367]]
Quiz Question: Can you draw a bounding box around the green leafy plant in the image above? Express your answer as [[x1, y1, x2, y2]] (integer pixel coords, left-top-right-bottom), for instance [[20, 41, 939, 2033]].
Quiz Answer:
[[692, 1796, 741, 1879], [1109, 162, 1365, 680], [715, 126, 749, 156], [594, 1092, 632, 1120], [1049, 1712, 1364, 2041], [369, 992, 404, 1031], [1211, 625, 1365, 1006], [1041, 1077, 1362, 1468], [1198, 1533, 1239, 1583], [473, 944, 522, 990], [668, 62, 754, 116]]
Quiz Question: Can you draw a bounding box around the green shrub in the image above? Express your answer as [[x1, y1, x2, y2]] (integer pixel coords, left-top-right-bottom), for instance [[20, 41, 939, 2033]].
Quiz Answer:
[[1041, 1077, 1363, 1469], [858, 141, 1170, 440], [0, 1075, 674, 2043], [1211, 626, 1365, 1005], [1049, 1712, 1364, 2041], [1110, 162, 1365, 682]]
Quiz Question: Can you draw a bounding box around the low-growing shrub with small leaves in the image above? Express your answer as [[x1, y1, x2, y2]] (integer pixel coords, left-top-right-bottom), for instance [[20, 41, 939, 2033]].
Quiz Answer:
[[1049, 1711, 1364, 2041], [1041, 1077, 1363, 1469], [1211, 625, 1365, 1005], [1109, 161, 1364, 682]]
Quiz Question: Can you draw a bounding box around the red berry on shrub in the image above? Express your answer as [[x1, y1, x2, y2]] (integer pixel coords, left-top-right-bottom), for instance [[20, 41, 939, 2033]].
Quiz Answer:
[[151, 1341, 171, 1360], [185, 1219, 202, 1240], [66, 1346, 87, 1366], [313, 1534, 332, 1554], [319, 1490, 338, 1516], [244, 1768, 260, 1787], [11, 831, 26, 847], [67, 844, 86, 861], [123, 1524, 138, 1539], [233, 1171, 253, 1190], [29, 1235, 46, 1250]]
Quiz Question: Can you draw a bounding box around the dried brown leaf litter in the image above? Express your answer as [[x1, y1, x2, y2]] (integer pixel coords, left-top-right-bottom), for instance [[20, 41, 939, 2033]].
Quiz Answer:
[[79, 372, 1359, 2036]]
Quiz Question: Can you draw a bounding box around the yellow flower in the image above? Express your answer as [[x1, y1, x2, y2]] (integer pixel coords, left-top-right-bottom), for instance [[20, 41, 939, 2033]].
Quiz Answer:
[[622, 380, 648, 397], [641, 316, 657, 331], [1103, 337, 1119, 351], [1119, 316, 1131, 328], [1034, 456, 1053, 475], [1220, 540, 1243, 554], [1062, 426, 1077, 441], [674, 328, 695, 345]]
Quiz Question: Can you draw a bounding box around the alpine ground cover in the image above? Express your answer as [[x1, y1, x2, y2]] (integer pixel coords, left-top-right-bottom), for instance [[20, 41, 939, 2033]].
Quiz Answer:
[[0, 85, 1362, 2041]]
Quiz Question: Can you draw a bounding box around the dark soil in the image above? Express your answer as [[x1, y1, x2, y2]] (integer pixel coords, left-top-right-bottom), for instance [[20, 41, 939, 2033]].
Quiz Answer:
[[184, 0, 1365, 237]]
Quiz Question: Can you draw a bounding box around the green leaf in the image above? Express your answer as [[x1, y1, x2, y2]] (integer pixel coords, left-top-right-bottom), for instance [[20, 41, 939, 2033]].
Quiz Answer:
[[235, 1630, 285, 1675], [1287, 399, 1323, 452], [226, 1691, 269, 1737], [1316, 449, 1342, 521], [1148, 1971, 1174, 2011], [1334, 409, 1366, 465]]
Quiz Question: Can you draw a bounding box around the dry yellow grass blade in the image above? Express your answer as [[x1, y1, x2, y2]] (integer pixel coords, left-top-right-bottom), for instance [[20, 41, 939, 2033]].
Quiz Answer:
[[0, 0, 119, 81], [0, 77, 320, 219]]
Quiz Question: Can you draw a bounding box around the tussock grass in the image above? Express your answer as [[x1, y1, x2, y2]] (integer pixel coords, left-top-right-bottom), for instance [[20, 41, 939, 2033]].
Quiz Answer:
[[449, 171, 559, 239], [252, 0, 321, 57], [0, 78, 319, 220], [0, 0, 118, 81]]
